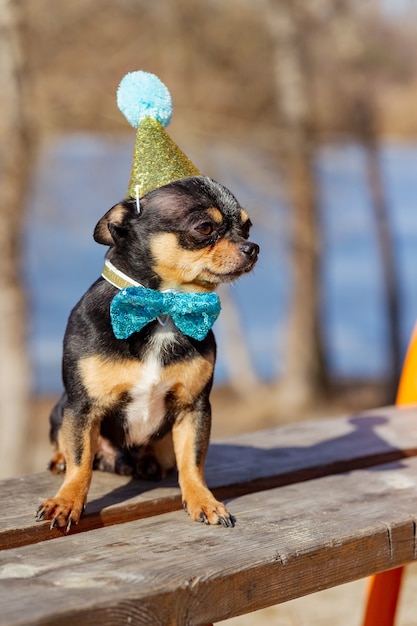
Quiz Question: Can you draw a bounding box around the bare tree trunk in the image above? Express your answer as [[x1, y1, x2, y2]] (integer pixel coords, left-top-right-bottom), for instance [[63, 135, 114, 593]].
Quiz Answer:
[[332, 0, 401, 402], [0, 0, 33, 478], [355, 99, 400, 400], [264, 0, 327, 406], [367, 147, 400, 398]]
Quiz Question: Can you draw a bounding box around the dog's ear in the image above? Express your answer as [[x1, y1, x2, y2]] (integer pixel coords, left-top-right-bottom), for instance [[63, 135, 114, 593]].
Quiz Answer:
[[93, 201, 136, 246]]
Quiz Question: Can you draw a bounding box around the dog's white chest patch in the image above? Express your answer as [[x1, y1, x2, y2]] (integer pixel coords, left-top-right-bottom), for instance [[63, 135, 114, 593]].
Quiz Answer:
[[124, 328, 175, 445]]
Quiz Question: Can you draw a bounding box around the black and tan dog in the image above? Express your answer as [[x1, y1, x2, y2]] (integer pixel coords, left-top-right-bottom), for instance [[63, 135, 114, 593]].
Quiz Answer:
[[36, 176, 259, 531]]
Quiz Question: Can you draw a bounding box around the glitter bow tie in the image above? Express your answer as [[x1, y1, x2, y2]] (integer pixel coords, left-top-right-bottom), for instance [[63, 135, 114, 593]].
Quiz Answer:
[[110, 286, 221, 341]]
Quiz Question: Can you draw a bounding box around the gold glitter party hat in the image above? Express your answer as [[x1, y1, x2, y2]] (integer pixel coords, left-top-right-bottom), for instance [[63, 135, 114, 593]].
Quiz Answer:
[[117, 71, 200, 198]]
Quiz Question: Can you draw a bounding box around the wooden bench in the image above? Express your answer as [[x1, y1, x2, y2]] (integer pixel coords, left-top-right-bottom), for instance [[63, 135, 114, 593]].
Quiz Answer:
[[1, 405, 417, 625]]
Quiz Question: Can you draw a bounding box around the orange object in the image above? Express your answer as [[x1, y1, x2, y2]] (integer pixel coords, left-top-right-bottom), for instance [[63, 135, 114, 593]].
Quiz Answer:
[[396, 325, 417, 405], [363, 568, 404, 626], [362, 323, 417, 626]]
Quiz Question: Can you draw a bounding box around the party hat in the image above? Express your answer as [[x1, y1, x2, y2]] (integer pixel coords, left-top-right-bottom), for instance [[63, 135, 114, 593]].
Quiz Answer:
[[117, 71, 201, 199]]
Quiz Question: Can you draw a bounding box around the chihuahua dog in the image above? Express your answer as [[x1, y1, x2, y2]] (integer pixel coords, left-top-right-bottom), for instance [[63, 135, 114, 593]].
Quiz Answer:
[[36, 176, 259, 531]]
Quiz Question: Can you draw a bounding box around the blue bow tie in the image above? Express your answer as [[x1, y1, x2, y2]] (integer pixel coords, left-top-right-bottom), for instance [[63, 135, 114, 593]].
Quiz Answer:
[[110, 286, 221, 341]]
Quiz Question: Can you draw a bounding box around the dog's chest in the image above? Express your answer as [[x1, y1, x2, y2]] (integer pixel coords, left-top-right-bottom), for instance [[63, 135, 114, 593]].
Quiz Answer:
[[124, 329, 176, 445]]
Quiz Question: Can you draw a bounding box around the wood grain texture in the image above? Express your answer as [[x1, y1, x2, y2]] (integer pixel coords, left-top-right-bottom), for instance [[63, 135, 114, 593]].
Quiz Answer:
[[2, 405, 417, 549], [0, 455, 417, 625]]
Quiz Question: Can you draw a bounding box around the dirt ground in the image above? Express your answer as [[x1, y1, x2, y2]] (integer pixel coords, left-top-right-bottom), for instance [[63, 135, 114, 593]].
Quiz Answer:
[[28, 386, 417, 626]]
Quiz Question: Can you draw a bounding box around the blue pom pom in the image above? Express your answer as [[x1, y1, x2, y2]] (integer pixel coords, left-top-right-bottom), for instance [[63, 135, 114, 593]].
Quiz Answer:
[[117, 71, 172, 129]]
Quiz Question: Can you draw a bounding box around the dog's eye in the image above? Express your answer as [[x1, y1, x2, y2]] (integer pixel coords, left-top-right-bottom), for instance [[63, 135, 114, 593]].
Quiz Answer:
[[195, 223, 213, 236]]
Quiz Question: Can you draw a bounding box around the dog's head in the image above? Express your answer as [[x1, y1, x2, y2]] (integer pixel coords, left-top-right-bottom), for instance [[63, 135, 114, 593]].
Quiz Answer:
[[94, 176, 259, 292]]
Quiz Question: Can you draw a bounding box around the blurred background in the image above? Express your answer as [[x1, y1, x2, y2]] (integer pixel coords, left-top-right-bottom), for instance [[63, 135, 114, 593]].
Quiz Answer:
[[1, 0, 417, 479]]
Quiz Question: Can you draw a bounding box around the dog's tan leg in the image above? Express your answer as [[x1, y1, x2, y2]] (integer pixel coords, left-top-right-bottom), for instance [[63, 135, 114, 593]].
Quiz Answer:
[[36, 408, 100, 531], [172, 411, 234, 527]]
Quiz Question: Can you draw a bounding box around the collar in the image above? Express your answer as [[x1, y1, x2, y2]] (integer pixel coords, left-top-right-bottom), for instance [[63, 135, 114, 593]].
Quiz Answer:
[[101, 259, 173, 327], [102, 259, 221, 337], [101, 259, 142, 290]]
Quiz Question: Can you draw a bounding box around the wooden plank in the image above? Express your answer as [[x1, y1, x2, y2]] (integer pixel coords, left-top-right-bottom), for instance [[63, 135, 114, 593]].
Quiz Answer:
[[2, 405, 417, 549], [0, 456, 417, 625]]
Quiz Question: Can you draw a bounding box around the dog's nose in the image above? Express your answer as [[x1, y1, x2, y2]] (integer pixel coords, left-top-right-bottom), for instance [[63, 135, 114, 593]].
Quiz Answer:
[[240, 242, 259, 259]]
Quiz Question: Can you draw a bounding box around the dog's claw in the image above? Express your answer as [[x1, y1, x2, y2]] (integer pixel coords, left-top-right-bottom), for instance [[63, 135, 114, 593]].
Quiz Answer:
[[219, 514, 235, 528], [35, 506, 45, 522], [199, 511, 209, 525]]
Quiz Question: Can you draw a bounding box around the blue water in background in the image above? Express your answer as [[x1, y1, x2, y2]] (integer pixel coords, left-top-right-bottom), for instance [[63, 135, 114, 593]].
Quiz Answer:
[[24, 136, 417, 394]]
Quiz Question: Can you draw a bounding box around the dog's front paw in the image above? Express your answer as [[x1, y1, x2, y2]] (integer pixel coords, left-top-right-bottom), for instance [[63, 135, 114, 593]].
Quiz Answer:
[[35, 497, 85, 533], [183, 492, 235, 528]]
